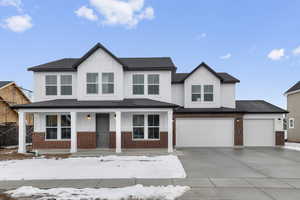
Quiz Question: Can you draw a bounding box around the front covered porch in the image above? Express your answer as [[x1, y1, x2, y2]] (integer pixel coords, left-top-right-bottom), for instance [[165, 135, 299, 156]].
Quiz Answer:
[[16, 106, 175, 154]]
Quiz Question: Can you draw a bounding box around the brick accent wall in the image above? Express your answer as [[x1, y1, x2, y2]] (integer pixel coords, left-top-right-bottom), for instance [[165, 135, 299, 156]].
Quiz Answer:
[[109, 132, 168, 148], [32, 132, 96, 149]]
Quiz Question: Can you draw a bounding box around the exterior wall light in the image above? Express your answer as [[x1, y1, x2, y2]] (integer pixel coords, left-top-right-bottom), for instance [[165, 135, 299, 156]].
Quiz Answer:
[[86, 114, 91, 120]]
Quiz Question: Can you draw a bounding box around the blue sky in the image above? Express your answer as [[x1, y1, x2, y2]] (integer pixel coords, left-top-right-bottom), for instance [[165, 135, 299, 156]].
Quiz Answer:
[[1, 0, 300, 108]]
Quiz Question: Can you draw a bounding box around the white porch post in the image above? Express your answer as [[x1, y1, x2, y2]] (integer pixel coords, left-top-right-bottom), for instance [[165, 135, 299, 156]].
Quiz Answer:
[[168, 110, 173, 153], [70, 111, 77, 153], [115, 111, 121, 153], [18, 111, 26, 154]]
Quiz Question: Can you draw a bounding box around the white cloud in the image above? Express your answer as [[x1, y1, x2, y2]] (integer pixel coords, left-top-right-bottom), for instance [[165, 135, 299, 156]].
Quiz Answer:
[[196, 33, 206, 40], [2, 15, 33, 32], [89, 0, 155, 28], [75, 6, 98, 21], [220, 53, 232, 60], [0, 0, 22, 11], [292, 46, 300, 56], [267, 48, 285, 60]]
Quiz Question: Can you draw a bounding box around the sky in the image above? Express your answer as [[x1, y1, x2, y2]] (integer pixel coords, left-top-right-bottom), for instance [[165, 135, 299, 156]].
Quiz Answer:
[[0, 0, 300, 108]]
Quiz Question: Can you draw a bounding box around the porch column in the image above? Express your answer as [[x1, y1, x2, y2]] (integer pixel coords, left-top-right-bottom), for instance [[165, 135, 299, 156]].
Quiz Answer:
[[168, 110, 173, 153], [70, 112, 77, 153], [115, 111, 121, 153], [18, 111, 26, 154]]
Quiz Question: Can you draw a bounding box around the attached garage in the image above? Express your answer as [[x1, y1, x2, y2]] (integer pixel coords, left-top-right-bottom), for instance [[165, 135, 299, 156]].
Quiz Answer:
[[243, 119, 275, 146], [176, 118, 234, 147]]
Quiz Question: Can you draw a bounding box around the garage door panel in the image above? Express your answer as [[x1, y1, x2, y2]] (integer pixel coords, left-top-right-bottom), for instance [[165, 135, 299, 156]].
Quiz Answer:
[[176, 118, 234, 147], [244, 119, 274, 146]]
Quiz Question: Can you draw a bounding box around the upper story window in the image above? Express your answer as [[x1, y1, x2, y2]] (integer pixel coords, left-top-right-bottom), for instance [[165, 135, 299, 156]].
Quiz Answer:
[[45, 75, 57, 96], [148, 74, 159, 95], [191, 85, 201, 102], [289, 118, 295, 129], [61, 75, 72, 95], [204, 85, 214, 102], [86, 73, 98, 94], [133, 74, 144, 95], [102, 73, 114, 94]]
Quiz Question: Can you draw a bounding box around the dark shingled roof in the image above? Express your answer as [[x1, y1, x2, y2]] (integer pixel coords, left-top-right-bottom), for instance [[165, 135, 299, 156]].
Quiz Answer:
[[12, 98, 179, 109], [285, 81, 300, 94], [175, 100, 287, 114], [172, 72, 239, 84], [0, 81, 13, 88]]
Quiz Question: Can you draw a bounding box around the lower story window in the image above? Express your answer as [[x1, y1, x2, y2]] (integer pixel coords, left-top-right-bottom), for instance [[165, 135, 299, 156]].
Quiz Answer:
[[46, 114, 71, 140], [132, 114, 160, 140], [133, 115, 144, 139], [61, 115, 71, 139], [46, 115, 58, 139], [148, 115, 160, 139]]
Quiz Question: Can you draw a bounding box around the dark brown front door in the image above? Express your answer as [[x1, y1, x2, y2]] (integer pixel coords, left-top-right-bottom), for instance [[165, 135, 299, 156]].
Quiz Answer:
[[96, 113, 110, 148]]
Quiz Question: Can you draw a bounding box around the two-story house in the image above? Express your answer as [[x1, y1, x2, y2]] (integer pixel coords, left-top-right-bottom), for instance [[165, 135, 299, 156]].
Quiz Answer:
[[14, 43, 287, 153]]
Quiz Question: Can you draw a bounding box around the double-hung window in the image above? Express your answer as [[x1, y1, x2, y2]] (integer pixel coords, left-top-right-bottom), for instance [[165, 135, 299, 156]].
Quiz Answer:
[[61, 115, 71, 139], [61, 75, 72, 95], [204, 85, 214, 102], [45, 75, 57, 95], [148, 115, 160, 139], [133, 115, 144, 139], [148, 74, 159, 95], [289, 118, 295, 129], [46, 115, 58, 139], [102, 73, 114, 94], [86, 73, 98, 94], [133, 74, 144, 95], [191, 85, 201, 102]]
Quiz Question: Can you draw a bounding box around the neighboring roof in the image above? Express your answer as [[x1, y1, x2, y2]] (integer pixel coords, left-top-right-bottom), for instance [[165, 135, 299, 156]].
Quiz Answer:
[[285, 81, 300, 94], [12, 98, 179, 109], [0, 81, 13, 89], [175, 100, 288, 114], [28, 43, 176, 72], [172, 72, 240, 84]]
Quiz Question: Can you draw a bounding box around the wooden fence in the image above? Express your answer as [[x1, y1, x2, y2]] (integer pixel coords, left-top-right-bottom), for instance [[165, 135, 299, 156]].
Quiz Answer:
[[0, 125, 33, 147]]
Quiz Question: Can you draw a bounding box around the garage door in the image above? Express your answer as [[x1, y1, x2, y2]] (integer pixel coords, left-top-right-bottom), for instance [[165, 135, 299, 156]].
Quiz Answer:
[[244, 119, 274, 146], [176, 118, 234, 147]]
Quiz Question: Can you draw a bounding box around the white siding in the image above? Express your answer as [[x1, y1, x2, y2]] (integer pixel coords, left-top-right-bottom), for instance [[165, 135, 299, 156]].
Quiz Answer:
[[184, 67, 221, 108], [124, 71, 172, 103], [77, 48, 124, 101], [33, 72, 77, 102], [221, 84, 236, 108], [171, 84, 184, 106]]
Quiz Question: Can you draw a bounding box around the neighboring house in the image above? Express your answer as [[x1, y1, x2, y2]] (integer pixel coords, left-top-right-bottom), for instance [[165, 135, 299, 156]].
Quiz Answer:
[[285, 81, 300, 142], [0, 81, 32, 125], [13, 43, 287, 153]]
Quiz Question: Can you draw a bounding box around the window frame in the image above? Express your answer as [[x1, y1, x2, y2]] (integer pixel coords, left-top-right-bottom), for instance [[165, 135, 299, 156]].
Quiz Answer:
[[147, 114, 160, 140], [45, 114, 58, 140], [132, 114, 145, 140], [102, 72, 114, 94], [132, 74, 145, 95], [132, 114, 160, 141], [86, 73, 99, 95], [191, 85, 201, 102], [45, 75, 58, 96], [289, 118, 295, 129], [45, 114, 71, 141], [60, 75, 73, 96], [203, 84, 214, 102], [147, 74, 160, 95], [61, 114, 71, 140]]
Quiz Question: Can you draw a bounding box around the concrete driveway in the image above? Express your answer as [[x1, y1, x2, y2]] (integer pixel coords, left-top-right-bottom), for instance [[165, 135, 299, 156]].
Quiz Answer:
[[2, 147, 300, 200]]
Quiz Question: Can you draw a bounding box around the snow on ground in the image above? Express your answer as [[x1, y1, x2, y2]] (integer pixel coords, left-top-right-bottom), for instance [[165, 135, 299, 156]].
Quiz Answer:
[[0, 155, 186, 180], [284, 142, 300, 151], [6, 185, 190, 200]]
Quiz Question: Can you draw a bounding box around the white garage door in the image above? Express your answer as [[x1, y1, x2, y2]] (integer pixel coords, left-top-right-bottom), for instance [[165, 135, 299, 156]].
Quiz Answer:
[[244, 119, 274, 146], [176, 118, 234, 147]]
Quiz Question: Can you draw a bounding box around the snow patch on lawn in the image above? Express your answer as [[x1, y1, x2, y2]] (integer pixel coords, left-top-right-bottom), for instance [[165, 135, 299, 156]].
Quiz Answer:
[[0, 155, 186, 180], [6, 185, 190, 200], [284, 142, 300, 151]]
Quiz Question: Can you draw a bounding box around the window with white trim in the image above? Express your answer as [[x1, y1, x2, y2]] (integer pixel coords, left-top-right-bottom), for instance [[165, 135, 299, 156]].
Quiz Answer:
[[289, 118, 295, 129], [46, 115, 58, 139], [148, 74, 159, 95], [61, 75, 72, 95], [61, 115, 71, 139], [45, 75, 57, 95], [133, 115, 144, 139], [148, 114, 160, 139], [204, 85, 214, 102], [133, 74, 144, 95], [192, 85, 201, 102], [102, 73, 114, 94], [86, 73, 98, 94]]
